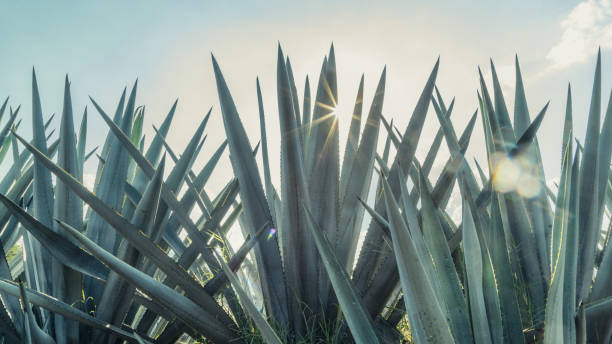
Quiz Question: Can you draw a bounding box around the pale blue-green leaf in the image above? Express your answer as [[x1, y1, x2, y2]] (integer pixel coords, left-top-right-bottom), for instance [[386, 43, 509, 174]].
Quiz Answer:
[[489, 193, 524, 343], [31, 69, 54, 298], [380, 173, 453, 344], [0, 217, 21, 339], [340, 74, 364, 195], [513, 55, 530, 136], [462, 199, 491, 344], [512, 102, 549, 156], [0, 97, 8, 121], [544, 125, 574, 344], [124, 182, 142, 205], [304, 205, 381, 344], [353, 58, 439, 301], [489, 60, 516, 144], [131, 99, 176, 195], [0, 193, 108, 281], [163, 139, 228, 240], [13, 132, 236, 329], [59, 222, 238, 344], [86, 81, 136, 257], [338, 68, 384, 272], [214, 250, 283, 344], [302, 75, 311, 133], [93, 87, 126, 187], [212, 54, 288, 325], [588, 91, 612, 339], [276, 47, 313, 335], [90, 97, 216, 269], [285, 57, 302, 143], [77, 106, 87, 180], [97, 156, 166, 331], [54, 78, 84, 342], [418, 170, 472, 342], [577, 50, 602, 302], [563, 147, 581, 343], [304, 46, 342, 312]]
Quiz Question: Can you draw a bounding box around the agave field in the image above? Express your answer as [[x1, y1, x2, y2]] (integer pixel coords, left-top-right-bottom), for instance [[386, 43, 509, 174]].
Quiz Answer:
[[0, 44, 609, 344]]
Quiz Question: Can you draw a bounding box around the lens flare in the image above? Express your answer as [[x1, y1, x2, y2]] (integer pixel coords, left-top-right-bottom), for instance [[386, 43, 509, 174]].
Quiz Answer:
[[492, 152, 542, 197], [267, 227, 277, 240]]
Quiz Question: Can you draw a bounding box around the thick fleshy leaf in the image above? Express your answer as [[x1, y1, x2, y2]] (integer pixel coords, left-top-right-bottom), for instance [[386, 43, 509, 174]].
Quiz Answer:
[[591, 90, 612, 303], [31, 69, 54, 296], [162, 139, 228, 241], [396, 167, 440, 295], [564, 148, 581, 343], [87, 81, 136, 254], [0, 110, 19, 169], [0, 194, 108, 281], [513, 55, 530, 136], [544, 126, 574, 344], [489, 60, 516, 145], [512, 61, 554, 274], [302, 75, 311, 138], [361, 107, 480, 320], [212, 54, 288, 325], [76, 106, 87, 180], [138, 179, 243, 338], [285, 57, 303, 145], [18, 281, 55, 344], [0, 97, 8, 121], [511, 102, 549, 157], [458, 175, 504, 344], [489, 193, 524, 343], [257, 77, 276, 225], [462, 198, 491, 344], [97, 156, 165, 329], [577, 50, 602, 303], [89, 97, 217, 264], [55, 221, 238, 344], [379, 114, 400, 149], [214, 250, 283, 344], [12, 132, 236, 329], [353, 58, 439, 307], [131, 99, 176, 197], [0, 224, 20, 341], [340, 74, 364, 195], [304, 205, 381, 344], [53, 75, 84, 343], [151, 123, 213, 219], [337, 69, 385, 273], [303, 45, 342, 313], [276, 46, 313, 335], [480, 76, 549, 323], [380, 173, 453, 344], [204, 223, 266, 294], [418, 170, 472, 342], [93, 87, 126, 185]]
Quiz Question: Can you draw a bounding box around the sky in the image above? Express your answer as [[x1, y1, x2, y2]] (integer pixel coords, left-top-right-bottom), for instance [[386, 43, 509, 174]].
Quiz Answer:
[[1, 0, 611, 222]]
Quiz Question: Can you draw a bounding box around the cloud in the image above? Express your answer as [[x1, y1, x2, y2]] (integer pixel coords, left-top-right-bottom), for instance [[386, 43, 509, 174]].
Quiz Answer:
[[547, 0, 612, 69]]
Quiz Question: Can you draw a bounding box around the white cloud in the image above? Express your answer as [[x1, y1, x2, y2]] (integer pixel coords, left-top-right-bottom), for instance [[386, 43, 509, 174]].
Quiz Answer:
[[547, 0, 612, 69]]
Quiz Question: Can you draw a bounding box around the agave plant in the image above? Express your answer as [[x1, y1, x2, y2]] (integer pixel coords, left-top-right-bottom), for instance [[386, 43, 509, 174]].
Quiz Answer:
[[0, 43, 609, 344]]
